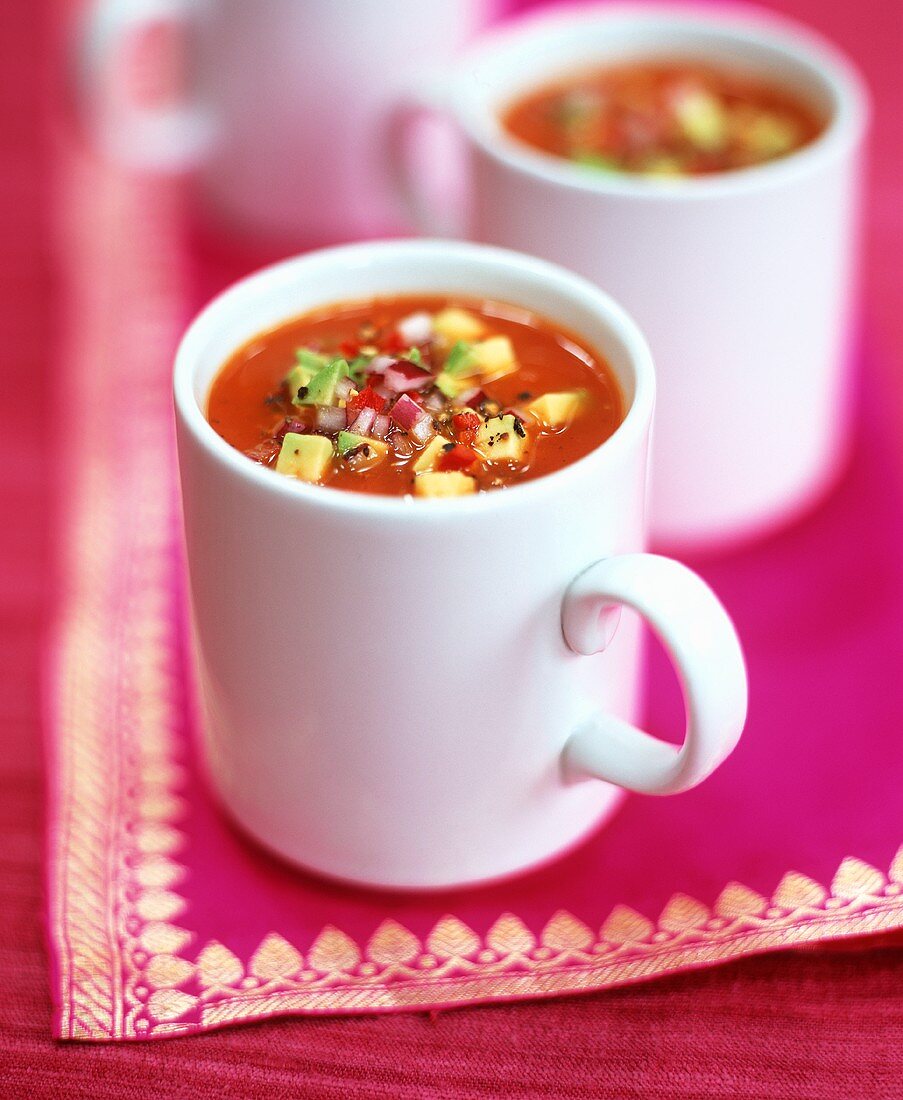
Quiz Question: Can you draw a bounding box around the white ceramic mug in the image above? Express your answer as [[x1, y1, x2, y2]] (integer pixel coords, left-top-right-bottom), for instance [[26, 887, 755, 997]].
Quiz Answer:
[[390, 3, 870, 548], [174, 239, 747, 890], [77, 0, 486, 240]]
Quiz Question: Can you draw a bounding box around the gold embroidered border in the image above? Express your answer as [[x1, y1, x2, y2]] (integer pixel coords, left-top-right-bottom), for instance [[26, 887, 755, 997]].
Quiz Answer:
[[50, 144, 903, 1042]]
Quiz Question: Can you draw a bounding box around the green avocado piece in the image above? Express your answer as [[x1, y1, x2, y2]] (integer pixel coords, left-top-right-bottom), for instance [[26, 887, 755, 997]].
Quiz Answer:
[[275, 433, 334, 482], [573, 151, 621, 172], [296, 347, 328, 371], [346, 356, 371, 384], [285, 364, 315, 402], [435, 371, 472, 399], [336, 430, 369, 456], [336, 431, 388, 467], [443, 340, 478, 378], [296, 358, 348, 406], [284, 348, 327, 402]]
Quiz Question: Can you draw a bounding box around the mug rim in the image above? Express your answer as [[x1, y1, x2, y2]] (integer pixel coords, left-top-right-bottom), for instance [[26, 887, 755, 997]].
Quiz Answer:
[[173, 239, 655, 520], [449, 0, 870, 201]]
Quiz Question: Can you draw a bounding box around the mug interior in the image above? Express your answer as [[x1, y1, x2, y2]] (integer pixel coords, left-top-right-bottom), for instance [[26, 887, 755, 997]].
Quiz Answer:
[[453, 2, 867, 190], [175, 240, 653, 508]]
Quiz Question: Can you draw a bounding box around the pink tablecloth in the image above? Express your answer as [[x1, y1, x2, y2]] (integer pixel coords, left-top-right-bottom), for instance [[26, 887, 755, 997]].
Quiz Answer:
[[44, 0, 903, 1044]]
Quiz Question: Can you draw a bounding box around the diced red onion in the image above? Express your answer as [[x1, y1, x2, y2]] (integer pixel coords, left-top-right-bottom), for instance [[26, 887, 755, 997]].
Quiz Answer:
[[372, 382, 391, 400], [422, 389, 445, 413], [334, 375, 356, 401], [390, 393, 423, 431], [456, 386, 481, 405], [396, 311, 433, 346], [368, 355, 396, 375], [372, 414, 391, 440], [315, 405, 346, 434], [281, 417, 309, 436], [349, 406, 377, 435], [388, 431, 414, 459], [384, 361, 433, 393], [409, 415, 435, 445]]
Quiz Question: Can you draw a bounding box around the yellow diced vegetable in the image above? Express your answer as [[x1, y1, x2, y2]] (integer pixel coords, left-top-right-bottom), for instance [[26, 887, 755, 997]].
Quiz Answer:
[[527, 391, 585, 428], [413, 436, 449, 473], [433, 307, 487, 344], [476, 414, 530, 464], [275, 433, 334, 483], [471, 335, 517, 380], [674, 90, 727, 151], [414, 471, 477, 498]]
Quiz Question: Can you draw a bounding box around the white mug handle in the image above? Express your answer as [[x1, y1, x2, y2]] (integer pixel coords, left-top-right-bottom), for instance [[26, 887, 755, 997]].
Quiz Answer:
[[385, 75, 462, 237], [77, 0, 212, 170], [562, 554, 747, 795]]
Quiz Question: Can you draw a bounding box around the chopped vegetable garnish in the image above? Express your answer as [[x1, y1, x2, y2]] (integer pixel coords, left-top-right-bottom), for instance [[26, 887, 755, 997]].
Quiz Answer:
[[412, 436, 449, 474], [477, 414, 530, 464], [433, 307, 486, 344], [527, 390, 585, 428], [414, 471, 477, 498], [502, 61, 824, 177], [437, 444, 479, 473], [276, 433, 334, 483], [210, 295, 624, 497]]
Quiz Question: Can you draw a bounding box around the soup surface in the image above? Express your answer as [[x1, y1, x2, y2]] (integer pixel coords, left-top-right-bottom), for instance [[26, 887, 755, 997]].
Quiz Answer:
[[502, 61, 825, 176], [207, 295, 623, 497]]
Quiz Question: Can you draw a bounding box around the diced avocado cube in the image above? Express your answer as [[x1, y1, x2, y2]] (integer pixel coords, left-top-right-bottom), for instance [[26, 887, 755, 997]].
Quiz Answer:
[[674, 90, 726, 151], [435, 371, 474, 398], [476, 414, 530, 464], [285, 364, 315, 402], [470, 336, 516, 380], [745, 113, 798, 159], [286, 348, 330, 399], [296, 347, 328, 372], [641, 156, 684, 177], [401, 347, 423, 364], [414, 471, 477, 498], [527, 390, 586, 428], [411, 435, 448, 475], [412, 435, 449, 473], [296, 358, 347, 406], [433, 307, 486, 344], [275, 432, 334, 482], [573, 151, 621, 172], [443, 340, 478, 378], [336, 431, 388, 465], [345, 356, 370, 384]]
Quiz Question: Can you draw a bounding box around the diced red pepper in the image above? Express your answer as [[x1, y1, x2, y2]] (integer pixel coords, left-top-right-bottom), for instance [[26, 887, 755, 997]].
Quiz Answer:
[[340, 339, 361, 359], [380, 330, 405, 355], [437, 444, 479, 472], [345, 386, 386, 419], [452, 411, 481, 445]]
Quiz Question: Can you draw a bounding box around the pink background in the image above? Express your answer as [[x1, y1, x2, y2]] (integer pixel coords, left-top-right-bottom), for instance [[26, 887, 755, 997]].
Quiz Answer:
[[5, 0, 903, 1093]]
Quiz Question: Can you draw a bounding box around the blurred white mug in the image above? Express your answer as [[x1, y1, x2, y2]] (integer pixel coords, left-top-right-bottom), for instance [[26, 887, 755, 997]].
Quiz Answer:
[[77, 0, 487, 241], [390, 4, 869, 548]]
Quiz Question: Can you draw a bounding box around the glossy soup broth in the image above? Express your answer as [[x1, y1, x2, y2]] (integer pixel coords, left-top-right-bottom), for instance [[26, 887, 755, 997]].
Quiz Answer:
[[207, 295, 623, 498]]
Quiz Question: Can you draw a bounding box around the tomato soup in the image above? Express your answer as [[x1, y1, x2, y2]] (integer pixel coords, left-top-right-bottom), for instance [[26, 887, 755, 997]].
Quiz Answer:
[[207, 295, 623, 497], [502, 61, 826, 177]]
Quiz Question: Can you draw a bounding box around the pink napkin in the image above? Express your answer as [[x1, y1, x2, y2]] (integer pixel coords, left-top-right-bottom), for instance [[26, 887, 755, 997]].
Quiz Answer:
[[46, 135, 903, 1041]]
